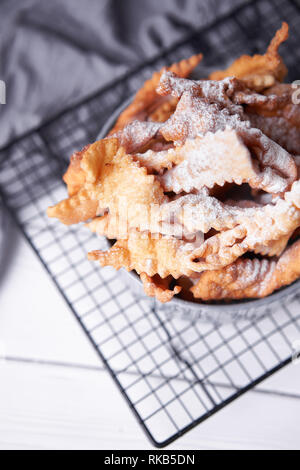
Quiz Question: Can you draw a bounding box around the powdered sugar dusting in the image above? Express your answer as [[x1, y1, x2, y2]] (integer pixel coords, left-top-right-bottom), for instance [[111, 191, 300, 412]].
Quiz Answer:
[[112, 120, 162, 153], [159, 128, 288, 194]]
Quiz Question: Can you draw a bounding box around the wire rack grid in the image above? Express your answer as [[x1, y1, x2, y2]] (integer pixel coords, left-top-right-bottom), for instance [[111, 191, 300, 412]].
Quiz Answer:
[[0, 0, 300, 448]]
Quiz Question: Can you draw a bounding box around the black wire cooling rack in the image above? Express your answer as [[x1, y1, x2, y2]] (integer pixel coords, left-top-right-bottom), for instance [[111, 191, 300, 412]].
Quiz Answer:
[[1, 0, 300, 448]]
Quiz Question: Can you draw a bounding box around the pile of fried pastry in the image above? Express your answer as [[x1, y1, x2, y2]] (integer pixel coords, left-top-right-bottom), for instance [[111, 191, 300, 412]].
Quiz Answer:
[[48, 23, 300, 303]]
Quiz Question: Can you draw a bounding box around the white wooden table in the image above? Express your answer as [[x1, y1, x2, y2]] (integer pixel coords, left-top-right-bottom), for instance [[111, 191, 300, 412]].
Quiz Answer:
[[0, 214, 300, 450]]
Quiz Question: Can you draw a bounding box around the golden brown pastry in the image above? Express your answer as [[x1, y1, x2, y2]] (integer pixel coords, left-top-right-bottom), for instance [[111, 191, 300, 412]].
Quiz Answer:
[[48, 23, 300, 303]]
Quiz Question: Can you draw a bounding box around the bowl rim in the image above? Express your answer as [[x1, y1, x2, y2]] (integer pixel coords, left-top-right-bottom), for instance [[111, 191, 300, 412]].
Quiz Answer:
[[97, 95, 300, 313]]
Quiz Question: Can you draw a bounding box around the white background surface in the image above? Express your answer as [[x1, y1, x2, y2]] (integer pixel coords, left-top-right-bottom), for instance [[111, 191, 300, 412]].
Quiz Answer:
[[0, 215, 300, 450]]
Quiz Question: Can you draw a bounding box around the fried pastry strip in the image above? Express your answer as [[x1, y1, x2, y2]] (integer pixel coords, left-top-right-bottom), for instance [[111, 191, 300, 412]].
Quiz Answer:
[[47, 188, 99, 225], [134, 147, 178, 172], [87, 181, 300, 245], [48, 139, 118, 224], [148, 97, 178, 122], [158, 72, 298, 155], [140, 273, 181, 303], [157, 83, 297, 187], [185, 186, 300, 271], [191, 239, 300, 300], [285, 180, 300, 208], [160, 192, 251, 235], [209, 22, 288, 91], [159, 128, 290, 194], [88, 232, 197, 279], [48, 139, 166, 227], [63, 146, 90, 196], [111, 120, 163, 153], [247, 84, 300, 154], [87, 188, 300, 280], [157, 72, 279, 112], [48, 138, 120, 224]]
